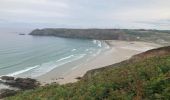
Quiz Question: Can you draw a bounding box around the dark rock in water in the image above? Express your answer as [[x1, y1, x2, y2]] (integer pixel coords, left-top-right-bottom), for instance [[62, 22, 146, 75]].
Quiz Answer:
[[1, 76, 14, 81], [0, 76, 40, 98], [1, 76, 40, 90], [0, 89, 17, 99], [19, 33, 25, 35], [15, 78, 39, 90], [7, 78, 39, 90]]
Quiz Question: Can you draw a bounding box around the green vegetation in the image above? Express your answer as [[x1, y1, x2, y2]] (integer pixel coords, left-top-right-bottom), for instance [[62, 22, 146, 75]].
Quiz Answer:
[[6, 51, 170, 100], [124, 29, 170, 45]]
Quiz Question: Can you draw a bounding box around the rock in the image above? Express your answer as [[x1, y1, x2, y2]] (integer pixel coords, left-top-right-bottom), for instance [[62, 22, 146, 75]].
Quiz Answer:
[[5, 80, 16, 85], [1, 76, 40, 90], [10, 78, 40, 90], [75, 77, 82, 80], [19, 33, 25, 35], [0, 89, 17, 99], [0, 77, 40, 99], [1, 76, 14, 81]]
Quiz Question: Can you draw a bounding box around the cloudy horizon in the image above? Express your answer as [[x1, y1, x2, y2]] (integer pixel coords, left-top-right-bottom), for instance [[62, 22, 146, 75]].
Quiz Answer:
[[0, 0, 170, 30]]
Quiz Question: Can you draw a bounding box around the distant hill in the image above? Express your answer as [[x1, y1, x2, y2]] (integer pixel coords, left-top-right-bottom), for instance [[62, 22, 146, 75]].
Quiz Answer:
[[29, 28, 170, 45], [7, 46, 170, 100], [30, 29, 132, 40]]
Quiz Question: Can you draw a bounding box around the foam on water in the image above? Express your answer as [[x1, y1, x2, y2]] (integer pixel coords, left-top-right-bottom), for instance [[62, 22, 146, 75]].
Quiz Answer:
[[8, 54, 88, 78], [71, 49, 77, 51], [85, 49, 89, 51], [7, 65, 39, 76], [93, 40, 102, 47], [93, 40, 97, 44], [97, 41, 102, 47], [56, 55, 74, 62], [29, 54, 87, 77]]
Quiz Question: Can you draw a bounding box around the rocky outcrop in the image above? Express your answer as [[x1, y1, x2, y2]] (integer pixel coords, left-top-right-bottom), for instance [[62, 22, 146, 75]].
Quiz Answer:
[[1, 76, 40, 90], [5, 78, 39, 90], [0, 76, 40, 98], [1, 76, 14, 81]]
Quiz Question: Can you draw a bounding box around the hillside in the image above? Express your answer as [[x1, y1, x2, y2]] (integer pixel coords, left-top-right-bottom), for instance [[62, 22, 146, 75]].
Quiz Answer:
[[29, 29, 170, 45], [6, 46, 170, 100]]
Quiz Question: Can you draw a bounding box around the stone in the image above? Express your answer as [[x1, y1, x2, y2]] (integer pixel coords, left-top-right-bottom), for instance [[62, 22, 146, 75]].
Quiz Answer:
[[0, 89, 17, 99], [1, 76, 14, 81]]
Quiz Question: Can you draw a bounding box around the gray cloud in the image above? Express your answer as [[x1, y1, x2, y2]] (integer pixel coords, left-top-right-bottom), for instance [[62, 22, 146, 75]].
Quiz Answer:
[[0, 0, 170, 29]]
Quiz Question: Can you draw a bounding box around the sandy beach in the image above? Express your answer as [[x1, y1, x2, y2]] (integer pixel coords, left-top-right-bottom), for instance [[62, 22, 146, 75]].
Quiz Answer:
[[36, 40, 161, 85]]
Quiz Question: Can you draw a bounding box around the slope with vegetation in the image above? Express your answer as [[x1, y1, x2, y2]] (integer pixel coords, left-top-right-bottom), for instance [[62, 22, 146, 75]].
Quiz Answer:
[[6, 46, 170, 100]]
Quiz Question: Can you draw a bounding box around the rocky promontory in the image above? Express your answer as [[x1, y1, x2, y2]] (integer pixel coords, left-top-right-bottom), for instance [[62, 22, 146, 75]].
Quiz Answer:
[[0, 76, 40, 99], [30, 28, 133, 40], [29, 28, 170, 45]]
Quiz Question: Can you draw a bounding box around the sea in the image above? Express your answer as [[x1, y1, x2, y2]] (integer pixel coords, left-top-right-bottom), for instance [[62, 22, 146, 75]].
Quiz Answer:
[[0, 32, 109, 79]]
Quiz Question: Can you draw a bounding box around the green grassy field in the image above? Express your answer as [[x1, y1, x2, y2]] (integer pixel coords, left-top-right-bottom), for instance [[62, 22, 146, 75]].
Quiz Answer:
[[6, 48, 170, 100]]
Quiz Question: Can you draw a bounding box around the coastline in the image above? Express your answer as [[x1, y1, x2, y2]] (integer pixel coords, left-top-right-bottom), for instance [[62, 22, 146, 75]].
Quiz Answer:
[[36, 40, 161, 85]]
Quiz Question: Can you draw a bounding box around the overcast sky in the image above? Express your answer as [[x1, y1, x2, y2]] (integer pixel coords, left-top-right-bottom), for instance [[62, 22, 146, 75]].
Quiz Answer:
[[0, 0, 170, 30]]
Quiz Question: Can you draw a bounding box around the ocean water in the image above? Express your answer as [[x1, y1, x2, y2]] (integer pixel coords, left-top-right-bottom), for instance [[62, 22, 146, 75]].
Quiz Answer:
[[0, 32, 109, 78]]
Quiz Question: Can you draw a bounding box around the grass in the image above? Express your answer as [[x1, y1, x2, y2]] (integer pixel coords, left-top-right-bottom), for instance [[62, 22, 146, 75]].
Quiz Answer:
[[6, 55, 170, 100]]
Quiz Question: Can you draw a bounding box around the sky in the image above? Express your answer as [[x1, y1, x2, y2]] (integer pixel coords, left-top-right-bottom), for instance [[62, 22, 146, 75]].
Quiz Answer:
[[0, 0, 170, 30]]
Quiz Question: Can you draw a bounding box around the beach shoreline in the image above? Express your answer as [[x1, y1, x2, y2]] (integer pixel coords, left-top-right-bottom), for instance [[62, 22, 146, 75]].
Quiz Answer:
[[36, 40, 161, 85]]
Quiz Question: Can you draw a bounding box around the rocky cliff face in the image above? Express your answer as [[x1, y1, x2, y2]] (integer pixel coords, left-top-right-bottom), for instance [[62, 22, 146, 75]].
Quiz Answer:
[[30, 29, 133, 40]]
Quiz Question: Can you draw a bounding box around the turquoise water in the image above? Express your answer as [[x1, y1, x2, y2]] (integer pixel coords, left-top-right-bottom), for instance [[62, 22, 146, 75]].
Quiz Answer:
[[0, 32, 108, 78]]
